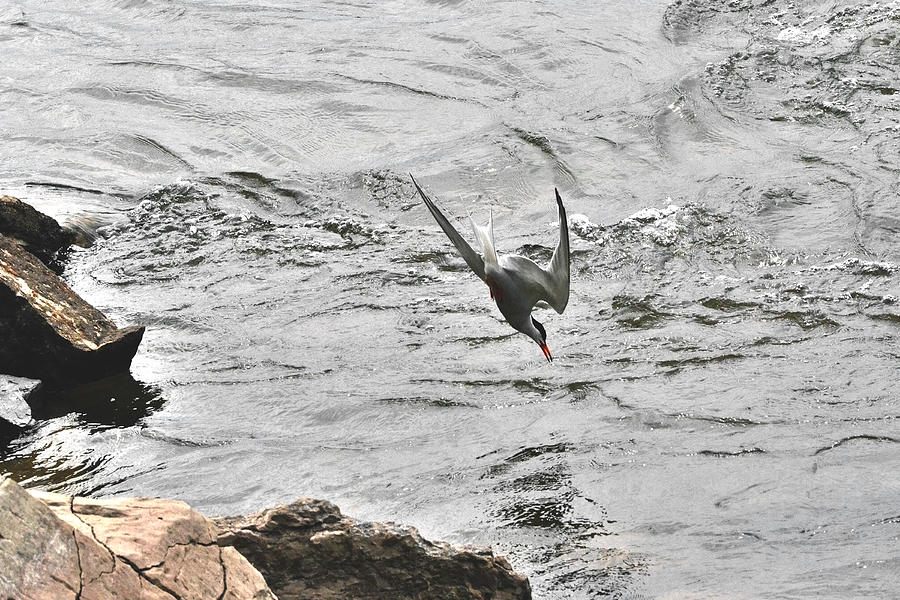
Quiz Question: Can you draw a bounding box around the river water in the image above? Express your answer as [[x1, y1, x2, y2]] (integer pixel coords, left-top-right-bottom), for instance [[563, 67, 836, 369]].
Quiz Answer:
[[1, 0, 899, 597]]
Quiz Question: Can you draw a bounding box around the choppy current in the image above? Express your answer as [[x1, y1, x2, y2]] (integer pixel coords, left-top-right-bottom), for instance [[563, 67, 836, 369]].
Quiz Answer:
[[2, 0, 899, 597]]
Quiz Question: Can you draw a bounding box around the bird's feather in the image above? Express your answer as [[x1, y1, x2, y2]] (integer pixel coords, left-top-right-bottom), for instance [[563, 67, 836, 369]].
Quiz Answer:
[[410, 174, 486, 281], [470, 211, 499, 268], [547, 188, 570, 313], [493, 190, 569, 314], [411, 175, 570, 315]]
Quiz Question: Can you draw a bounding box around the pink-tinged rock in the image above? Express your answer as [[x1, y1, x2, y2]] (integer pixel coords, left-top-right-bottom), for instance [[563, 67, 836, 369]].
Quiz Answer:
[[0, 477, 276, 600], [65, 494, 220, 571], [0, 478, 82, 599]]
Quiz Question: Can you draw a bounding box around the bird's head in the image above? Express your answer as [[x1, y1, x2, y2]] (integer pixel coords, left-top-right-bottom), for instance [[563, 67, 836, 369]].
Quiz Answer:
[[529, 316, 552, 363]]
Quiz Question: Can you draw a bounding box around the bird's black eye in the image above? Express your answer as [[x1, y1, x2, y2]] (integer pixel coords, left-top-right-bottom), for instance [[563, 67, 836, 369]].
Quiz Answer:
[[532, 317, 547, 342]]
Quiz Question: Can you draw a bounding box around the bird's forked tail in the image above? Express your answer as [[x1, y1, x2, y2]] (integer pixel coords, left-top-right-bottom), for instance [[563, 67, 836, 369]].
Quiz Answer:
[[470, 211, 499, 268]]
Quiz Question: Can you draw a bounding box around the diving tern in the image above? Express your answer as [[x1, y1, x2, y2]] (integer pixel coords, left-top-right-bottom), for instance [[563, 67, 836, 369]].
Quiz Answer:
[[410, 175, 570, 362]]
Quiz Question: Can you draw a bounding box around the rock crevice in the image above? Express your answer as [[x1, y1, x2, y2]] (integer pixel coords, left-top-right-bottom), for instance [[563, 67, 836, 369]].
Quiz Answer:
[[0, 478, 276, 600]]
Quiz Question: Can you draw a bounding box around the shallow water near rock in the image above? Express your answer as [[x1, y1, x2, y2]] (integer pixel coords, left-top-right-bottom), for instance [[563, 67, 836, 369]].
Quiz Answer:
[[1, 0, 899, 597]]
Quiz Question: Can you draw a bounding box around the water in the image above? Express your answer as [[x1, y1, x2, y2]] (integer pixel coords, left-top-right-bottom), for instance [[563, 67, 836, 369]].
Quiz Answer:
[[2, 0, 899, 597]]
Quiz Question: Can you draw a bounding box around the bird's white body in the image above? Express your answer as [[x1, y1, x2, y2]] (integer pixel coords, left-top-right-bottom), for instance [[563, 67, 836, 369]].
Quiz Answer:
[[410, 175, 570, 361]]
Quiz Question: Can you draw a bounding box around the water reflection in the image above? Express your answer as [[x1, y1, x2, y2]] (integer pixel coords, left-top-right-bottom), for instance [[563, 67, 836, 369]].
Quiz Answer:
[[0, 374, 165, 490], [25, 373, 164, 429], [0, 417, 23, 449]]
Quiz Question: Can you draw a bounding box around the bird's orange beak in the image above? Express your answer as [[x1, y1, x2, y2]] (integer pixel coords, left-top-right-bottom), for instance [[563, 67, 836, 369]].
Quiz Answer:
[[540, 343, 553, 363]]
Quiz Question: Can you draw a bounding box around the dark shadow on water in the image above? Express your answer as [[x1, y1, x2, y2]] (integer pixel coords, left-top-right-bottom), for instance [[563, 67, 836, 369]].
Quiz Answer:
[[0, 417, 24, 449], [0, 374, 166, 489], [25, 373, 165, 429]]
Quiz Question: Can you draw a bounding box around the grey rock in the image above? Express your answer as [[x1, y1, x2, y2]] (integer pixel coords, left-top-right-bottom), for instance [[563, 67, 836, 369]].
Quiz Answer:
[[0, 234, 144, 386], [0, 195, 75, 269], [215, 498, 532, 600]]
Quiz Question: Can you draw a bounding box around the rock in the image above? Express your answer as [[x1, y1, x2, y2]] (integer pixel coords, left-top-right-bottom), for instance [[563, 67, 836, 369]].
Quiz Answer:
[[214, 498, 532, 600], [0, 234, 144, 386], [0, 378, 31, 449], [0, 476, 277, 600], [0, 476, 531, 600], [0, 195, 76, 268]]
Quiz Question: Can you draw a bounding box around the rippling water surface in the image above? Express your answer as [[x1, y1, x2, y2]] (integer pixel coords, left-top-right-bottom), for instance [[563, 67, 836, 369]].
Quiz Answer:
[[2, 0, 899, 597]]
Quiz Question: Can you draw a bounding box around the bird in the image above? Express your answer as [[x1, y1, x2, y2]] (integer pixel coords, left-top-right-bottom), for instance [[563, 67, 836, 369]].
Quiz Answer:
[[410, 174, 570, 362]]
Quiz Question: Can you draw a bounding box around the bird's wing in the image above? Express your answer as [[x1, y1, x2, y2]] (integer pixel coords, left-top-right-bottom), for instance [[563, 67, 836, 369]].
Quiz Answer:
[[501, 189, 570, 314], [410, 174, 486, 281], [546, 188, 570, 313]]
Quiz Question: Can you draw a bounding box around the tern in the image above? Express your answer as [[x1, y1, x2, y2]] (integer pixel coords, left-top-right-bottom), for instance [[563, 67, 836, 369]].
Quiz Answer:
[[410, 175, 570, 362]]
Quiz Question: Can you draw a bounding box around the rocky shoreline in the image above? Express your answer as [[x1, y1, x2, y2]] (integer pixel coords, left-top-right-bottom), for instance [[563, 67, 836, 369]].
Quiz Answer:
[[0, 196, 532, 599], [0, 476, 530, 600]]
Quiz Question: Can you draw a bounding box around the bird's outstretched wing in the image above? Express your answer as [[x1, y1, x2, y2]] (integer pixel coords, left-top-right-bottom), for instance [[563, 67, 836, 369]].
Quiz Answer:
[[410, 174, 486, 281], [547, 188, 570, 313], [502, 188, 570, 314]]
